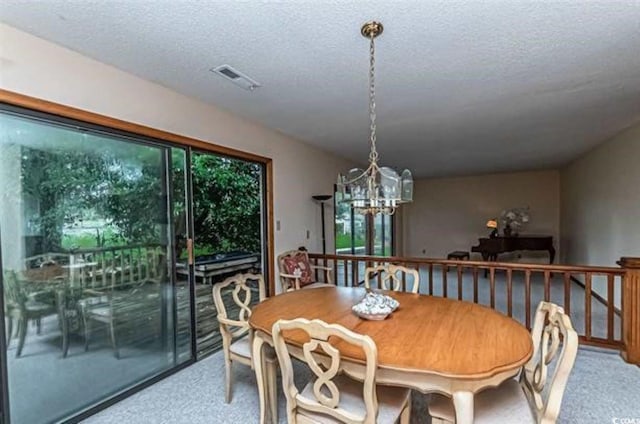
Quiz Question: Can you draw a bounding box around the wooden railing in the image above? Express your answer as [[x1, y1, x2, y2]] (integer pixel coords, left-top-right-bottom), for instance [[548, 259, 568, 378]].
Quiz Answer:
[[68, 243, 167, 289], [23, 244, 167, 289], [308, 253, 640, 366]]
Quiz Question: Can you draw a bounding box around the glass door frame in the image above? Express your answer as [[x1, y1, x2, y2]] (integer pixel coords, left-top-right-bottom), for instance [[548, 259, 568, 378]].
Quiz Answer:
[[0, 102, 197, 423], [0, 226, 9, 424], [0, 91, 275, 423], [186, 147, 269, 359]]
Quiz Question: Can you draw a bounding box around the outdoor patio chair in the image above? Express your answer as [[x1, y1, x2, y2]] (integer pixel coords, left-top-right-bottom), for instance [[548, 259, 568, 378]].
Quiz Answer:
[[3, 270, 58, 357], [79, 257, 163, 359]]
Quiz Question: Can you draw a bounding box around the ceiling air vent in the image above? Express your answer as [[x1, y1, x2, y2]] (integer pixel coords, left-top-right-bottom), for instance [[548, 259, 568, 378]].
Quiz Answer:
[[211, 65, 261, 91]]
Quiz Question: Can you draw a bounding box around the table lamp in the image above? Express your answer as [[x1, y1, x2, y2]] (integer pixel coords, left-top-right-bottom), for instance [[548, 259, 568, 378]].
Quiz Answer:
[[486, 219, 499, 238]]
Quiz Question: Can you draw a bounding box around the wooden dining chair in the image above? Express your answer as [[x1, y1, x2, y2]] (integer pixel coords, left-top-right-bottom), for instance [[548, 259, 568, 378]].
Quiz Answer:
[[364, 264, 420, 294], [272, 318, 412, 424], [212, 272, 278, 414], [278, 250, 333, 292], [428, 301, 578, 424]]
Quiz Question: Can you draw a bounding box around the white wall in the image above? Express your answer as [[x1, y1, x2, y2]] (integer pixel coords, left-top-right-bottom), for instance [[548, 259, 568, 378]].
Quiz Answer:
[[403, 170, 561, 261], [0, 24, 354, 283], [561, 121, 640, 267]]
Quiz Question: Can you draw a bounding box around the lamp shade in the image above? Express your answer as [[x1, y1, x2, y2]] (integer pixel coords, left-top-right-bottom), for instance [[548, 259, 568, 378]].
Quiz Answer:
[[486, 219, 498, 229]]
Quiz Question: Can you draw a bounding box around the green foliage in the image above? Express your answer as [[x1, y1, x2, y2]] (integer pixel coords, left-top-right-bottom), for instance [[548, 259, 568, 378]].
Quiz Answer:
[[20, 148, 112, 251], [61, 228, 121, 250], [335, 232, 365, 250], [190, 153, 261, 254], [19, 142, 261, 257]]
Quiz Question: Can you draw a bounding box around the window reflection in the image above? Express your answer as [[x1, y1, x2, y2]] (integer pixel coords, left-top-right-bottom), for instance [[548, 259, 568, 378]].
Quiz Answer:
[[0, 111, 187, 423]]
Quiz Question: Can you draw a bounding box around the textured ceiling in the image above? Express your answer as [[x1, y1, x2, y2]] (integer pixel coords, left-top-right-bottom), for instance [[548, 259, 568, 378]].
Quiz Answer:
[[2, 1, 640, 178]]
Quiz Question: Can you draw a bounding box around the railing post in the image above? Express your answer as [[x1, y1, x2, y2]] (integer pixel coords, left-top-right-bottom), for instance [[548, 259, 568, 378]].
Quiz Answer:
[[619, 257, 640, 365]]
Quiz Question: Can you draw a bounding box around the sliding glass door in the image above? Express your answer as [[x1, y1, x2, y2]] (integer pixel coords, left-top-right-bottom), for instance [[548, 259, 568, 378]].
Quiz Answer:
[[0, 102, 271, 423], [335, 188, 394, 257], [0, 106, 191, 423], [189, 150, 266, 358]]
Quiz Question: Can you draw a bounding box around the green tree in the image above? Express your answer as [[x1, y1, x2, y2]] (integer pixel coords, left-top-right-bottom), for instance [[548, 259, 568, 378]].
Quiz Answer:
[[191, 153, 262, 254]]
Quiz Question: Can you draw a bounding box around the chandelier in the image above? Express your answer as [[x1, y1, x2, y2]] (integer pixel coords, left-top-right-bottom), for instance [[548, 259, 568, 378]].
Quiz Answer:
[[337, 21, 413, 215]]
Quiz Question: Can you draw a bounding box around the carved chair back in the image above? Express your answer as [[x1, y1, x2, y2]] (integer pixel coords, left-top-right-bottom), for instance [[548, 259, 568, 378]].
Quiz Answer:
[[213, 273, 266, 347], [521, 301, 578, 424], [278, 249, 313, 291], [3, 270, 26, 309], [364, 264, 420, 293], [272, 318, 379, 424], [278, 249, 334, 292]]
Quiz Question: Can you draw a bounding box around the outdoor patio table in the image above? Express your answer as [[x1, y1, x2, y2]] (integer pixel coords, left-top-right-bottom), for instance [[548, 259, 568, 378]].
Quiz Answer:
[[249, 286, 533, 424]]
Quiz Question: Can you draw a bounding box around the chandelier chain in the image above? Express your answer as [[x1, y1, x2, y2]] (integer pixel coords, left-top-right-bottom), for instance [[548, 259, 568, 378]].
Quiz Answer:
[[368, 34, 378, 164]]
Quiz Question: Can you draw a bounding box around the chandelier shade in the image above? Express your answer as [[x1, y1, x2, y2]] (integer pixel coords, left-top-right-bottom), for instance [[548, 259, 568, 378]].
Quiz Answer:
[[337, 21, 413, 215], [337, 166, 413, 215]]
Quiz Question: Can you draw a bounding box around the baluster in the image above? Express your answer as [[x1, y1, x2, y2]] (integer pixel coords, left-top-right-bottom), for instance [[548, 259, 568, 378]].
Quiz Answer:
[[402, 262, 407, 292], [457, 265, 463, 300], [489, 267, 496, 308], [428, 264, 433, 295], [91, 253, 97, 288], [607, 274, 615, 342], [563, 272, 571, 316], [120, 251, 125, 286], [137, 247, 143, 281], [148, 247, 153, 280], [354, 259, 360, 287], [442, 264, 448, 298], [111, 257, 117, 288], [100, 252, 109, 288], [127, 250, 133, 283], [544, 270, 551, 302], [333, 258, 337, 285], [525, 270, 532, 329], [506, 269, 513, 317], [343, 259, 348, 287], [585, 272, 592, 341], [473, 267, 479, 304], [313, 257, 319, 283], [324, 257, 329, 282]]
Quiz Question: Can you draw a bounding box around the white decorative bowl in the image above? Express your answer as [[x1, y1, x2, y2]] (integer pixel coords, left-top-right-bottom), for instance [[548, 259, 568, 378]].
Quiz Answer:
[[352, 292, 399, 321], [353, 311, 390, 321]]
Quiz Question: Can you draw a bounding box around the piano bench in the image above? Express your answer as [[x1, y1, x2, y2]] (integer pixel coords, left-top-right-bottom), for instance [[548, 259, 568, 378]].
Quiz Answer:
[[447, 251, 470, 261]]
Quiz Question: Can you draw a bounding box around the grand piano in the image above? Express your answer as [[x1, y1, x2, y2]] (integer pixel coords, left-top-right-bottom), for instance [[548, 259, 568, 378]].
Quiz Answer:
[[472, 235, 555, 263]]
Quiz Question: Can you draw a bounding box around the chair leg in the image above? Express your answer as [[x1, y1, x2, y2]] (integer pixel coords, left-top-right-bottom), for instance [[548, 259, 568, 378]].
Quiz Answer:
[[16, 317, 28, 358], [6, 316, 13, 347], [267, 361, 278, 424], [399, 392, 411, 424], [109, 320, 119, 359], [61, 317, 69, 358], [84, 317, 91, 352], [224, 357, 233, 403]]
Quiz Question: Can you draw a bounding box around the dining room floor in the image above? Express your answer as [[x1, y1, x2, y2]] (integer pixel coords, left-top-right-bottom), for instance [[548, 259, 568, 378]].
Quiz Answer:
[[84, 345, 640, 424]]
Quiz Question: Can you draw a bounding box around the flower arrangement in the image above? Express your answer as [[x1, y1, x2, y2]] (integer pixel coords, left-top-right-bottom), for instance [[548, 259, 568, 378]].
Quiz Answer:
[[500, 207, 530, 236]]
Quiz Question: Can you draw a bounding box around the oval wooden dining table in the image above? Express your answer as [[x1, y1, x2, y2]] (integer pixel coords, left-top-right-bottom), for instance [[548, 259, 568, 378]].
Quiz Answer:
[[249, 286, 533, 424]]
